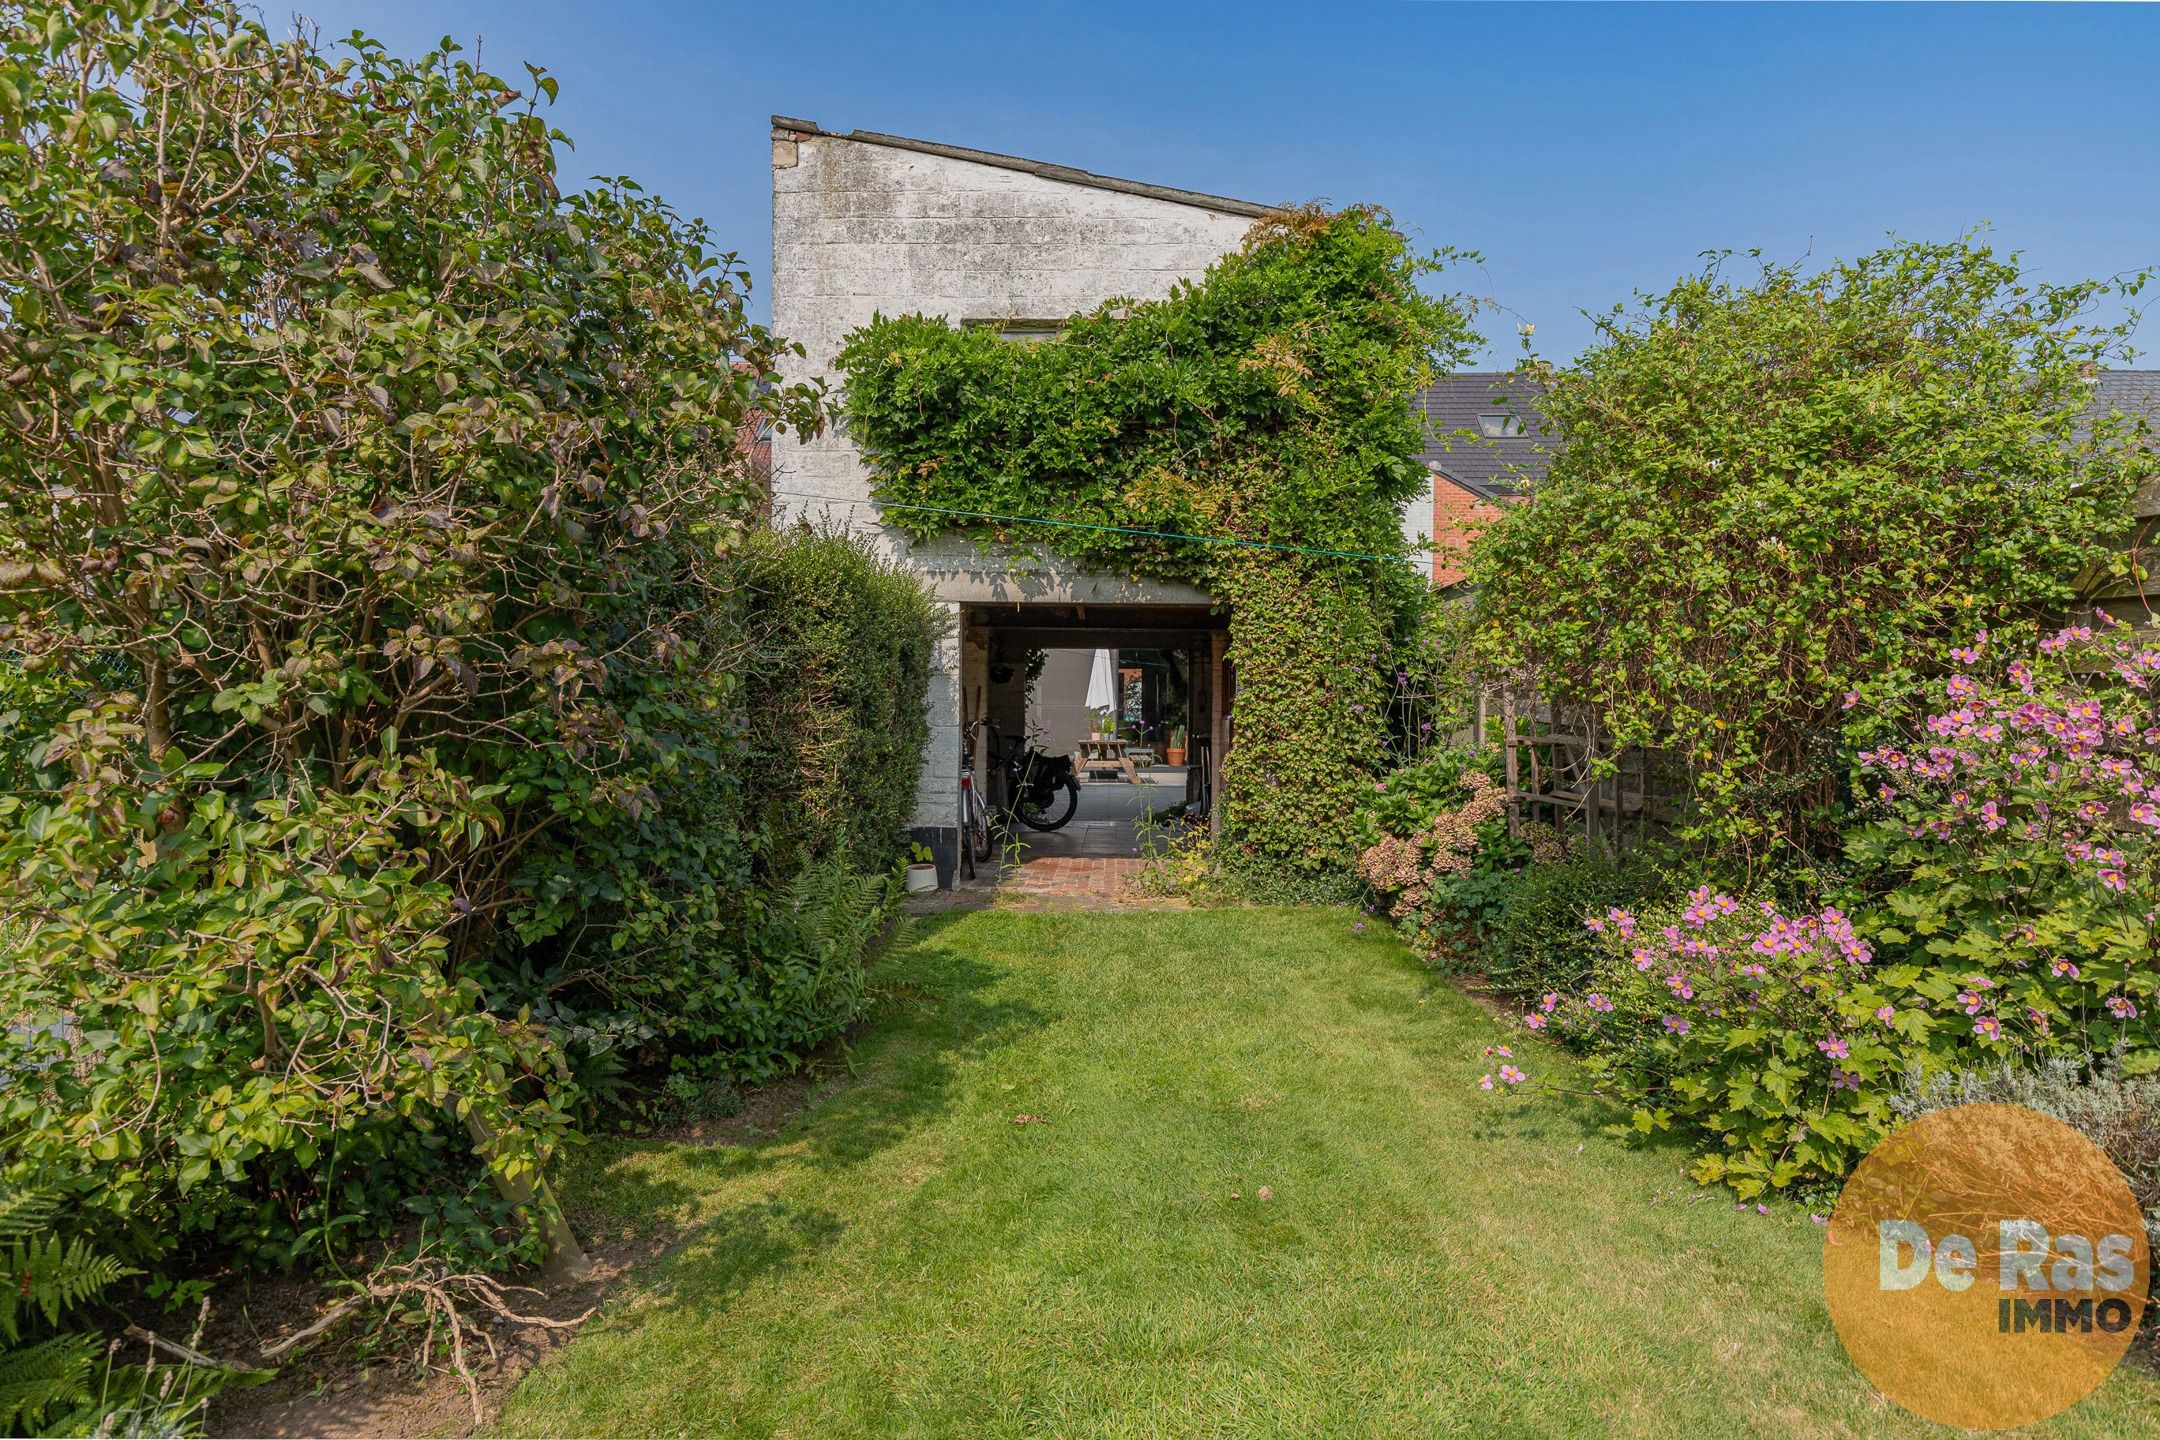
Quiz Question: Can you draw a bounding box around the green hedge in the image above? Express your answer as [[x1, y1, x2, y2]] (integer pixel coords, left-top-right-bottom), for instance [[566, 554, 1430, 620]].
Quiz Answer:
[[501, 527, 941, 1088], [737, 528, 942, 879]]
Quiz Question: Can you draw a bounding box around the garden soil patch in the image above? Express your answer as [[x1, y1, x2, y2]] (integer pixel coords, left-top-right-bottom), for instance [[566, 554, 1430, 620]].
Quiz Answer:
[[203, 1067, 838, 1439]]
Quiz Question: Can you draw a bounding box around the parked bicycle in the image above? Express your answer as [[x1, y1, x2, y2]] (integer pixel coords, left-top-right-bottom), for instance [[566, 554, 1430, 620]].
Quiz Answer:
[[959, 718, 1082, 880], [999, 729, 1081, 832], [958, 722, 994, 880]]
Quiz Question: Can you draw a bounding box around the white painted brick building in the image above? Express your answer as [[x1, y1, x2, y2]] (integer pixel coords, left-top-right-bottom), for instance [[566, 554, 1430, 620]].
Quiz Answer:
[[769, 119, 1291, 880]]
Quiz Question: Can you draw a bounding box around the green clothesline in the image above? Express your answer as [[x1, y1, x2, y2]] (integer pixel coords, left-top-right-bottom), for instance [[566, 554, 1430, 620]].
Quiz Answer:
[[880, 501, 1403, 564]]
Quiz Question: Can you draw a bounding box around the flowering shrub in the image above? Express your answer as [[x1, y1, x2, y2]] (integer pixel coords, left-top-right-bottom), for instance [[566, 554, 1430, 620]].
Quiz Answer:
[[1523, 892, 1898, 1196], [1497, 623, 2160, 1198], [1847, 618, 2160, 1056], [1354, 748, 1525, 962]]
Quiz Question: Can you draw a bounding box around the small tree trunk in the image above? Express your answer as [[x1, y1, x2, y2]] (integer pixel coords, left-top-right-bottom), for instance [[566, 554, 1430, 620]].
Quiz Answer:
[[144, 658, 172, 762], [462, 1109, 592, 1284]]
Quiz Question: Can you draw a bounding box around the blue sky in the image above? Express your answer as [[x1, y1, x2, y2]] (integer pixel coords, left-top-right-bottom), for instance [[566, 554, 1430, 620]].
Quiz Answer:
[[294, 2, 2158, 366]]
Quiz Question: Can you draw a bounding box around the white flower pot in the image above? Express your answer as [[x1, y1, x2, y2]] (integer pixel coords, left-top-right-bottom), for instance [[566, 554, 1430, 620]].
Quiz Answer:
[[904, 862, 938, 893]]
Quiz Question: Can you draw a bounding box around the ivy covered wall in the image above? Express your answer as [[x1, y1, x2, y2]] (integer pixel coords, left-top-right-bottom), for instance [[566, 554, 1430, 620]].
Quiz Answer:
[[838, 207, 1479, 877]]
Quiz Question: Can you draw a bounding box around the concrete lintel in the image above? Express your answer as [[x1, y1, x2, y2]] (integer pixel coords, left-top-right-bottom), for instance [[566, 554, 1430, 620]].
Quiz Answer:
[[907, 542, 1213, 607]]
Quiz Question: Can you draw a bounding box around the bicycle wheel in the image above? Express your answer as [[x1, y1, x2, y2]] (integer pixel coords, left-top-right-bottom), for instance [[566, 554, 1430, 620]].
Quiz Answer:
[[1014, 776, 1081, 832], [962, 791, 992, 873]]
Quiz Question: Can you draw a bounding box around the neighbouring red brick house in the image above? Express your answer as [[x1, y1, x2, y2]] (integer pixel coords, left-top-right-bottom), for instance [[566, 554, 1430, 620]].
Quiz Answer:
[[1413, 372, 1554, 587]]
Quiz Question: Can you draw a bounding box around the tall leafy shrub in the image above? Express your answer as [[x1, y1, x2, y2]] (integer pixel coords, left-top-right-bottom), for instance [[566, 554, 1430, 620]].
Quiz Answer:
[[1472, 241, 2150, 864], [737, 528, 940, 877], [0, 3, 816, 1262], [505, 529, 939, 1084]]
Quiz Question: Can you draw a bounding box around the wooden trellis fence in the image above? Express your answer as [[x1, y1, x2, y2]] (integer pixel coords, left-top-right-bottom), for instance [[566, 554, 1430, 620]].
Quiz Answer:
[[1477, 679, 1676, 852]]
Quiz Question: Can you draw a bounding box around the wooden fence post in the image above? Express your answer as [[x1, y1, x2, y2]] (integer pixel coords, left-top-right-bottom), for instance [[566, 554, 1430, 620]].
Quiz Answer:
[[1502, 686, 1520, 838]]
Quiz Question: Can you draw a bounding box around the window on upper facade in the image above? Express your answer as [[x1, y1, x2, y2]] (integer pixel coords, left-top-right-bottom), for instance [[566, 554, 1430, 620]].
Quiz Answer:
[[963, 318, 1066, 344]]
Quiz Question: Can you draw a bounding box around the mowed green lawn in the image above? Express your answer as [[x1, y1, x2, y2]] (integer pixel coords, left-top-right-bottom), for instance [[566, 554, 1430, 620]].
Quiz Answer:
[[501, 908, 2160, 1438]]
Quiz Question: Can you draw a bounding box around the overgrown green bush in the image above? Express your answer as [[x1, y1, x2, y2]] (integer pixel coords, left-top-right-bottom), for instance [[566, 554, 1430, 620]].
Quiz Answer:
[[1489, 851, 1669, 995], [0, 761, 572, 1263], [626, 857, 898, 1086], [1472, 239, 2151, 866], [0, 4, 932, 1301], [495, 528, 935, 1087], [736, 529, 941, 878], [0, 0, 817, 1270]]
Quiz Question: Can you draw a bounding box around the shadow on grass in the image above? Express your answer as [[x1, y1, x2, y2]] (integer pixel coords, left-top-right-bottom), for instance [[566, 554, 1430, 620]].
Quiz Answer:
[[621, 1197, 848, 1308], [1465, 1085, 1702, 1176], [558, 911, 1051, 1294]]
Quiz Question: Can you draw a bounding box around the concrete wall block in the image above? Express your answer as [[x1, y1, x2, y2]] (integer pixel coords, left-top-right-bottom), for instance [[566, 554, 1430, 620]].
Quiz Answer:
[[923, 668, 959, 720]]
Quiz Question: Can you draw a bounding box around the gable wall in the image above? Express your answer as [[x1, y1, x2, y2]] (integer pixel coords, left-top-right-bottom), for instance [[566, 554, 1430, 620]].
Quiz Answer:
[[769, 125, 1256, 560], [1430, 474, 1503, 588], [768, 125, 1256, 837]]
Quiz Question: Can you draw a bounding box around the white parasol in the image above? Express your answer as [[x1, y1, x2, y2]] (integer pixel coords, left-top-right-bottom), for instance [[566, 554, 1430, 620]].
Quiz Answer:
[[1084, 648, 1118, 713]]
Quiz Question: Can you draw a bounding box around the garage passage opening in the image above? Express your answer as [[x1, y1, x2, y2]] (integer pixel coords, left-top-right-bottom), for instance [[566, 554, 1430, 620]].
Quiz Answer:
[[960, 602, 1230, 871]]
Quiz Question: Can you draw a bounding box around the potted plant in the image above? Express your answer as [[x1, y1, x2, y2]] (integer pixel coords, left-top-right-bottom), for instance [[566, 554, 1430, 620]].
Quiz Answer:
[[904, 842, 938, 894], [1165, 724, 1188, 767], [1089, 705, 1116, 741]]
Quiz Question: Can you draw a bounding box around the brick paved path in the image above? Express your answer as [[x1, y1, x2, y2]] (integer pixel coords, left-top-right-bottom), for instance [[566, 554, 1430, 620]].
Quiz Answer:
[[901, 778, 1197, 913], [997, 855, 1148, 908]]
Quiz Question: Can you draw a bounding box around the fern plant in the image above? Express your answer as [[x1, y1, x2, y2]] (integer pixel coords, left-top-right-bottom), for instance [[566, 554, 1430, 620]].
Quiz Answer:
[[0, 1181, 132, 1433], [778, 859, 896, 1037]]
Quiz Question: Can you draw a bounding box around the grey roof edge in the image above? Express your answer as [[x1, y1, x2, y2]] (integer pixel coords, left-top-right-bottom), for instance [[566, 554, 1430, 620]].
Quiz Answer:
[[1429, 468, 1517, 504], [770, 116, 1278, 219]]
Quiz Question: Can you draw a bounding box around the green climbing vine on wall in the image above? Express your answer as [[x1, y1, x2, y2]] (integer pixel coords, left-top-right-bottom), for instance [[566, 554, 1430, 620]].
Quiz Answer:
[[838, 206, 1481, 877]]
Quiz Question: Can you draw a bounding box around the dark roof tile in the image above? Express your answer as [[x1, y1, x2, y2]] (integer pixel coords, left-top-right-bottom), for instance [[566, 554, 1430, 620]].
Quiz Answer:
[[1415, 372, 1555, 499], [2095, 370, 2160, 422], [1414, 369, 2160, 502]]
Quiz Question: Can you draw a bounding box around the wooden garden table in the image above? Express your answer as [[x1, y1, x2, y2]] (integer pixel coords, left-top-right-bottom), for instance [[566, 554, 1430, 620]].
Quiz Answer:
[[1074, 736, 1137, 781]]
